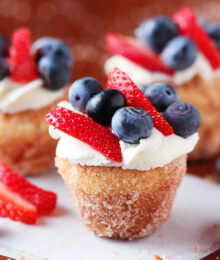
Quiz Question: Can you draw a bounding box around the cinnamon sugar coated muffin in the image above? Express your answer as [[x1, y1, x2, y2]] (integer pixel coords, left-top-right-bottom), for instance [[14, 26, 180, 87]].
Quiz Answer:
[[46, 69, 200, 239]]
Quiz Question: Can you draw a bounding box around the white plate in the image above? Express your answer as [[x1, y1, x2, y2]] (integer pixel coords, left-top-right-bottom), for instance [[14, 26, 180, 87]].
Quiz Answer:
[[0, 171, 220, 260]]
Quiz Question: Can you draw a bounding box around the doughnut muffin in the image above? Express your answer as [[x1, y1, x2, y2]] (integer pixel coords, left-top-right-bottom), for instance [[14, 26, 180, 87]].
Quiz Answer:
[[105, 7, 220, 160], [0, 28, 72, 175], [46, 69, 200, 239]]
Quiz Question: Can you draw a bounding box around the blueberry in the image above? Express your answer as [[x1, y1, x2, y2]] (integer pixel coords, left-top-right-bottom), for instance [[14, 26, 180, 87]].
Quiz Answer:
[[0, 57, 9, 80], [145, 83, 179, 112], [161, 36, 198, 70], [207, 23, 220, 50], [38, 55, 70, 90], [216, 158, 220, 178], [86, 89, 126, 126], [135, 16, 179, 53], [111, 107, 153, 144], [69, 77, 102, 113], [199, 17, 210, 32], [31, 37, 73, 67], [0, 35, 10, 57], [163, 102, 200, 138], [138, 85, 148, 96]]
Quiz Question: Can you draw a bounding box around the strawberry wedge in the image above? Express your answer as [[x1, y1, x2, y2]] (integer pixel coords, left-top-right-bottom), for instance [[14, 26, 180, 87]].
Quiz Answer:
[[106, 68, 174, 136], [46, 107, 123, 162], [173, 7, 220, 69], [106, 33, 174, 75]]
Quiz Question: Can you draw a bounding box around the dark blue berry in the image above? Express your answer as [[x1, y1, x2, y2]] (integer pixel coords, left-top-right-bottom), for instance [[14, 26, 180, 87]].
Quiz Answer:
[[69, 77, 102, 113], [199, 17, 210, 32], [38, 55, 70, 91], [161, 36, 197, 70], [207, 23, 220, 50], [111, 107, 153, 144], [86, 89, 126, 126], [163, 102, 200, 138], [216, 158, 220, 178], [138, 85, 148, 96], [0, 57, 9, 80], [135, 16, 179, 53], [32, 37, 73, 67], [0, 35, 10, 57], [145, 83, 179, 112]]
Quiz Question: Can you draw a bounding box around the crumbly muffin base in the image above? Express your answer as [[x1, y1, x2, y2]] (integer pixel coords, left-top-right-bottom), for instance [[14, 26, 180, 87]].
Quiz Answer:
[[56, 156, 186, 240]]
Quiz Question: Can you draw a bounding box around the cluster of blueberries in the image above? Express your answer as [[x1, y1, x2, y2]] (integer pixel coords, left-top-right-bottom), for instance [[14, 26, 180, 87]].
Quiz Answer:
[[0, 35, 72, 90], [135, 16, 220, 70], [68, 77, 200, 144]]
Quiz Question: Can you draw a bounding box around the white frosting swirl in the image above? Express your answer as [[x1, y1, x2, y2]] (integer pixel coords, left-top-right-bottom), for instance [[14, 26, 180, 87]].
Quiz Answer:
[[0, 78, 65, 114], [104, 54, 220, 86], [49, 101, 199, 171]]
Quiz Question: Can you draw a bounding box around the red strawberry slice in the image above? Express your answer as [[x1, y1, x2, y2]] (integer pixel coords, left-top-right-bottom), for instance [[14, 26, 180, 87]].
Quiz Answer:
[[46, 106, 123, 162], [0, 182, 37, 224], [0, 164, 57, 215], [9, 27, 38, 82], [173, 7, 220, 69], [106, 33, 174, 75], [106, 68, 174, 136]]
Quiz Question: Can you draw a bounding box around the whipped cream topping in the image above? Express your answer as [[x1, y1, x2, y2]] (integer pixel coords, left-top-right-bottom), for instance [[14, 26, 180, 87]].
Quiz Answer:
[[104, 54, 220, 86], [49, 101, 199, 171], [0, 78, 65, 114]]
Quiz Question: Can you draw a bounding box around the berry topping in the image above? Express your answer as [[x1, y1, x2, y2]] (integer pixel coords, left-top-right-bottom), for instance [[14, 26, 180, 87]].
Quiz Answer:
[[86, 89, 126, 126], [161, 36, 197, 70], [163, 101, 200, 138], [46, 106, 123, 162], [38, 55, 70, 90], [106, 68, 174, 136], [0, 164, 57, 215], [173, 7, 220, 69], [69, 77, 102, 113], [0, 57, 9, 80], [206, 24, 220, 50], [145, 83, 179, 112], [112, 107, 153, 144], [135, 16, 179, 53], [106, 33, 174, 75], [31, 37, 73, 67], [9, 28, 38, 82], [0, 35, 10, 57], [138, 85, 148, 95]]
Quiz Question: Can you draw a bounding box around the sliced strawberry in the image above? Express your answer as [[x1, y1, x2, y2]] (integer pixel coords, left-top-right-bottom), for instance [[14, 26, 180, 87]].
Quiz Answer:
[[9, 27, 38, 82], [0, 164, 57, 215], [106, 68, 174, 136], [106, 33, 174, 75], [46, 106, 123, 162], [0, 182, 37, 224], [173, 7, 220, 69]]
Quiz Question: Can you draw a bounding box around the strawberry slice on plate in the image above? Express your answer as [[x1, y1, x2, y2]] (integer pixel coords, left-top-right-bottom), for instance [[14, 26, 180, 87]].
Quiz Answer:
[[46, 106, 123, 162], [106, 68, 174, 136], [106, 33, 174, 75], [9, 27, 38, 82], [173, 7, 220, 70], [0, 164, 57, 215]]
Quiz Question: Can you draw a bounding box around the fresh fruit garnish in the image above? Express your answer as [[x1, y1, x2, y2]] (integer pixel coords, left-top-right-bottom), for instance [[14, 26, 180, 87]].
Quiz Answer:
[[0, 182, 37, 224], [112, 107, 153, 144], [207, 24, 220, 50], [135, 16, 179, 53], [161, 36, 197, 70], [38, 55, 70, 90], [9, 28, 38, 82], [106, 33, 174, 75], [0, 35, 10, 57], [145, 83, 179, 112], [173, 7, 220, 69], [69, 77, 102, 113], [0, 57, 9, 80], [0, 164, 57, 215], [163, 101, 200, 138], [106, 68, 174, 136], [138, 85, 148, 95], [46, 106, 123, 162], [86, 89, 126, 126], [31, 37, 73, 67]]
